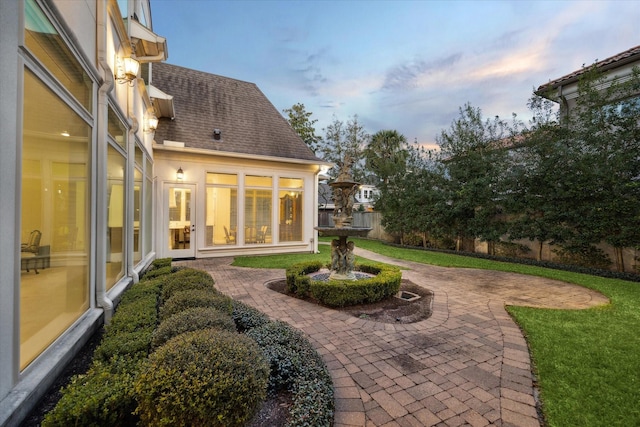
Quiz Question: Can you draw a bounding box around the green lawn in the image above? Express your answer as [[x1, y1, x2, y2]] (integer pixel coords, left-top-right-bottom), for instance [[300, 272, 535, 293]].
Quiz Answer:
[[233, 238, 640, 426]]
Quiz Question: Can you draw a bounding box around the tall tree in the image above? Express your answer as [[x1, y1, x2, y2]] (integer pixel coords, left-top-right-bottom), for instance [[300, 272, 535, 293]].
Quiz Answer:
[[363, 130, 409, 186], [282, 103, 322, 153], [318, 115, 369, 181], [436, 103, 512, 252]]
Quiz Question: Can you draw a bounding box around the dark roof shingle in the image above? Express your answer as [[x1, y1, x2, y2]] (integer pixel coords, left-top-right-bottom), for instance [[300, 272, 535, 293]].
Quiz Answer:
[[537, 45, 640, 94], [151, 62, 322, 162]]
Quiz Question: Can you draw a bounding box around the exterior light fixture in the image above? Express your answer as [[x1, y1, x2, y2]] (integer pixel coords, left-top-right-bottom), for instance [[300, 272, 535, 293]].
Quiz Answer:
[[145, 115, 159, 132], [213, 129, 222, 140], [115, 55, 140, 85], [176, 167, 184, 181]]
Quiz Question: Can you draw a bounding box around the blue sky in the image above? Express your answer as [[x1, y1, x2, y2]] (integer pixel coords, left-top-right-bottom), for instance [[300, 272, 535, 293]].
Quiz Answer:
[[151, 0, 639, 149]]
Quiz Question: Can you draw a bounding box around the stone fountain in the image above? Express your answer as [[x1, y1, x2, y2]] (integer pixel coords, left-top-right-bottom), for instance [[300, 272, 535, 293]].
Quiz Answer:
[[315, 155, 371, 280]]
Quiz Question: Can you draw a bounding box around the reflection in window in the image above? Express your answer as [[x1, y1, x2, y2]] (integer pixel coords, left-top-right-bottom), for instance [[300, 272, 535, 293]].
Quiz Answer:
[[279, 178, 303, 242], [107, 106, 126, 149], [24, 0, 92, 110], [106, 145, 125, 289], [245, 176, 272, 245], [206, 173, 238, 245], [133, 168, 142, 264], [21, 69, 90, 370], [144, 157, 153, 257]]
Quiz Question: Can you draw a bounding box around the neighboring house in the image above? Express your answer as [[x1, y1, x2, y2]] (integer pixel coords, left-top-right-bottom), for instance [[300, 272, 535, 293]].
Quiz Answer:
[[0, 1, 326, 425], [150, 62, 328, 258], [355, 184, 378, 211], [536, 45, 640, 113]]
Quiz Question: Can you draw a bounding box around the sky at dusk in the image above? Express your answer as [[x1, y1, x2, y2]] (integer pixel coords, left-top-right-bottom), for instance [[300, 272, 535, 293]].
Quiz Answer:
[[151, 0, 639, 150]]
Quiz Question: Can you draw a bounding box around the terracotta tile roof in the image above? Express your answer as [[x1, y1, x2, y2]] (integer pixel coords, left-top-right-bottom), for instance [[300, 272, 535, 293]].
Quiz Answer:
[[151, 62, 322, 162], [537, 45, 640, 94]]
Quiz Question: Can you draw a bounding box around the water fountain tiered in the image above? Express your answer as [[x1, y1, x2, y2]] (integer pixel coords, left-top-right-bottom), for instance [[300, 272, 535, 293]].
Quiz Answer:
[[315, 155, 371, 280]]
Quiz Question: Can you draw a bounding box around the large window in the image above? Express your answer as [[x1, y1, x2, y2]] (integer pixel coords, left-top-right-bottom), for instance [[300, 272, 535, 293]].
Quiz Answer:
[[245, 175, 272, 244], [279, 178, 303, 242], [205, 173, 238, 245], [106, 144, 125, 289], [21, 69, 91, 370]]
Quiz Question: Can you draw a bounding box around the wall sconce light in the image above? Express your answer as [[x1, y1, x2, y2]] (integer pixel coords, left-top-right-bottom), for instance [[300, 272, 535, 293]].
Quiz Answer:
[[213, 129, 222, 140], [115, 55, 140, 85], [145, 115, 159, 132], [176, 167, 184, 181]]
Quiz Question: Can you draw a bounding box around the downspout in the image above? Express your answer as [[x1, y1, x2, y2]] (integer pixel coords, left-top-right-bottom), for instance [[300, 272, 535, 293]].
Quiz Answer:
[[127, 117, 140, 284], [313, 166, 321, 253], [96, 0, 114, 322]]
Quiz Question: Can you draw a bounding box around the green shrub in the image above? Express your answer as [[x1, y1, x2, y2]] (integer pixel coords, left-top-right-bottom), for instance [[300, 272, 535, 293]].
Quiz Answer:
[[151, 257, 172, 269], [245, 320, 334, 426], [288, 261, 401, 307], [286, 260, 323, 296], [152, 307, 236, 348], [119, 278, 163, 305], [232, 300, 270, 332], [135, 329, 269, 427], [159, 289, 233, 321], [107, 296, 158, 334], [141, 265, 173, 280], [160, 268, 216, 302], [42, 357, 142, 427], [94, 329, 154, 363]]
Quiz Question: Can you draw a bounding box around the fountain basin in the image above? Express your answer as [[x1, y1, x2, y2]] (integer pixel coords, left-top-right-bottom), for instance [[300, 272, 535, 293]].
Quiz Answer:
[[315, 227, 371, 237]]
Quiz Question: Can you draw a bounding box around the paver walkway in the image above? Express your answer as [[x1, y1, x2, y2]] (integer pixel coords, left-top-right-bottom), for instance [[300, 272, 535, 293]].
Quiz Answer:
[[177, 248, 608, 427]]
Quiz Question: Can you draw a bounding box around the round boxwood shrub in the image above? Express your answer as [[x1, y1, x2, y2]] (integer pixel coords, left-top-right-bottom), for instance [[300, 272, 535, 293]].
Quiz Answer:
[[159, 289, 233, 321], [151, 307, 236, 348], [160, 269, 217, 302], [135, 329, 269, 427], [232, 300, 270, 332]]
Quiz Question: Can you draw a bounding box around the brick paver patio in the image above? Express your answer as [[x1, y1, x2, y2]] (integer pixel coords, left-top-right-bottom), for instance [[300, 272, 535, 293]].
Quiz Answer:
[[177, 247, 608, 427]]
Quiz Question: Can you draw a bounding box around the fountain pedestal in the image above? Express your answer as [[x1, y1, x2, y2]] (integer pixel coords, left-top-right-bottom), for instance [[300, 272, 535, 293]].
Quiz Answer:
[[316, 227, 371, 280]]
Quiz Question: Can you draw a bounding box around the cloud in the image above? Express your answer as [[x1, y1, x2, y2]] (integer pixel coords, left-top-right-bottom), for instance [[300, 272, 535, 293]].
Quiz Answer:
[[382, 53, 462, 91]]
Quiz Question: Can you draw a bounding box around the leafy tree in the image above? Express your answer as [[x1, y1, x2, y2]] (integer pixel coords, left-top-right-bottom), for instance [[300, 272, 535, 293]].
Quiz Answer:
[[282, 103, 322, 153], [436, 103, 512, 252], [318, 115, 369, 182], [363, 130, 409, 186]]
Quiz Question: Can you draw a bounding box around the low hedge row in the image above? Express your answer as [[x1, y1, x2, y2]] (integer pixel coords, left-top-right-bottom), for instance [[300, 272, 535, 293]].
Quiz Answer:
[[388, 242, 640, 283], [240, 304, 334, 427], [44, 260, 336, 427], [286, 261, 402, 307]]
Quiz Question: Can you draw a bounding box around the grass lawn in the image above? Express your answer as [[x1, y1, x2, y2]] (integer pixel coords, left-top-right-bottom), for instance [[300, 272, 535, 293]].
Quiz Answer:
[[233, 238, 640, 426]]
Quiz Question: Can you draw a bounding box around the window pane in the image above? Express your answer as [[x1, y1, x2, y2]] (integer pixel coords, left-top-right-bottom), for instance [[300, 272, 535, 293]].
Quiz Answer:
[[206, 173, 237, 185], [24, 0, 92, 110], [21, 69, 90, 370], [106, 145, 125, 288], [144, 177, 153, 256], [107, 106, 126, 149], [206, 187, 238, 245], [279, 177, 303, 189], [246, 175, 272, 187], [133, 168, 142, 264], [244, 190, 271, 244], [279, 191, 303, 242]]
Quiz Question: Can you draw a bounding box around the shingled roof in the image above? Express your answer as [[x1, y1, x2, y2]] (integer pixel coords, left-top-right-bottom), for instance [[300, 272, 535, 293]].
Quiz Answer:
[[537, 45, 640, 94], [151, 62, 322, 162]]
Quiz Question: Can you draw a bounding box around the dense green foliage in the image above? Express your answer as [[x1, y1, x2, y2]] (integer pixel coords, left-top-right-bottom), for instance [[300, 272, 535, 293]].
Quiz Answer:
[[283, 103, 322, 153], [44, 262, 335, 426], [286, 260, 401, 307], [151, 307, 237, 348], [136, 329, 269, 427], [372, 66, 640, 272]]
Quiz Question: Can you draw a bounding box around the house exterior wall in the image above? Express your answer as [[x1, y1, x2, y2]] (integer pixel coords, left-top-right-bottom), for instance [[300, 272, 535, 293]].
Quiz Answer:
[[153, 148, 321, 258], [0, 1, 160, 425]]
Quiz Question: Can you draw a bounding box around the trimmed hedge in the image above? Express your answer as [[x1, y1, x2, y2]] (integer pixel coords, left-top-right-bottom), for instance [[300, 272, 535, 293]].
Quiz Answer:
[[286, 260, 324, 296], [42, 357, 141, 427], [135, 329, 269, 427], [286, 261, 402, 307], [244, 319, 334, 427], [160, 268, 217, 302], [151, 307, 236, 348], [159, 289, 233, 321], [232, 299, 270, 332]]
